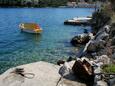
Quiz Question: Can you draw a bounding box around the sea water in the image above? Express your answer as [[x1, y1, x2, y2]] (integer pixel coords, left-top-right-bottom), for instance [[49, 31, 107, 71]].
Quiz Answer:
[[0, 8, 94, 73]]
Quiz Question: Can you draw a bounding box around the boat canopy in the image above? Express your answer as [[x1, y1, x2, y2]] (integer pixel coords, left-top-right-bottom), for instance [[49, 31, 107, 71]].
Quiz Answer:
[[20, 23, 40, 30]]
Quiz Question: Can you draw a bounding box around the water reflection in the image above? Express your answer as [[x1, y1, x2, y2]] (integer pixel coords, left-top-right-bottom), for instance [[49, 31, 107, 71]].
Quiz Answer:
[[20, 31, 42, 45]]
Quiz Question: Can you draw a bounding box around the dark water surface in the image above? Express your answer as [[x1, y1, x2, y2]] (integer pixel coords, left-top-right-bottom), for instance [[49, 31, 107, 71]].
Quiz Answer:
[[0, 8, 94, 73]]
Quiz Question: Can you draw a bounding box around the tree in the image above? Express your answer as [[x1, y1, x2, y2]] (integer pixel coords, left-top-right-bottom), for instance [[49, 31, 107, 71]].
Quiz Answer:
[[109, 0, 115, 11], [0, 0, 69, 7]]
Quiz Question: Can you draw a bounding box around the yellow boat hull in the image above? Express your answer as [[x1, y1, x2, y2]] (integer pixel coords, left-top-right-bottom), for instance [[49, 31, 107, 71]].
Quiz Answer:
[[19, 23, 42, 34], [21, 29, 42, 34]]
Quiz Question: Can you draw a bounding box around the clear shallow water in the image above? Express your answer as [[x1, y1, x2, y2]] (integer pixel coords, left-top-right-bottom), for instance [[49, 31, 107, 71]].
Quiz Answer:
[[0, 8, 94, 73]]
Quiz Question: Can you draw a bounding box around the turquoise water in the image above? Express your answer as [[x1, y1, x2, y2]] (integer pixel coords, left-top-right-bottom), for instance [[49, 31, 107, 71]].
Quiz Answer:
[[0, 8, 94, 73]]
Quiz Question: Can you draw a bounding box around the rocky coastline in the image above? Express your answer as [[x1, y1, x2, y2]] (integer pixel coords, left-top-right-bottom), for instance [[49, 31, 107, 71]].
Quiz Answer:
[[69, 10, 115, 86]]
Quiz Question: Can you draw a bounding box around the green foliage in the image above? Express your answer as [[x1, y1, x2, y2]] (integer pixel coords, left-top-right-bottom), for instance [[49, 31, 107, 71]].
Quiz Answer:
[[0, 0, 109, 7], [0, 0, 68, 7], [34, 0, 68, 7], [102, 64, 115, 73]]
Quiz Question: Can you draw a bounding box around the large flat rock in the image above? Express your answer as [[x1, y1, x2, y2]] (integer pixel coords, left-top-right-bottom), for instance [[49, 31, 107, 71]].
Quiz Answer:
[[0, 61, 86, 86]]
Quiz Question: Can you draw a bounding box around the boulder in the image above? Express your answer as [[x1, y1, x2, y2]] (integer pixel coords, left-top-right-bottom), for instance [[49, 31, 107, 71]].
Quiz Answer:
[[72, 59, 94, 82], [57, 60, 86, 86], [87, 40, 105, 53], [71, 34, 90, 46], [0, 61, 60, 86], [0, 61, 86, 86], [95, 55, 110, 65], [95, 81, 108, 86], [111, 53, 115, 63], [110, 23, 115, 38], [111, 37, 115, 45], [108, 78, 115, 86]]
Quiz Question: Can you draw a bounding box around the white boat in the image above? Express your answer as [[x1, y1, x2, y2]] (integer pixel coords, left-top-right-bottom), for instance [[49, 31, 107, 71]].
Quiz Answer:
[[64, 16, 92, 26], [73, 17, 92, 21], [19, 23, 42, 34]]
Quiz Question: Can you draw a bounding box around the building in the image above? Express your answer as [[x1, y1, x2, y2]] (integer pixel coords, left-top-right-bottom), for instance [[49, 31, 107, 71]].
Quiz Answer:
[[67, 2, 77, 7], [67, 0, 77, 7]]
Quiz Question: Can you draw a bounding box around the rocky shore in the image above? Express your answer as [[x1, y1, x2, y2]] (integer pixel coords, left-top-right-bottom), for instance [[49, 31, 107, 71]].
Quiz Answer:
[[69, 10, 115, 86]]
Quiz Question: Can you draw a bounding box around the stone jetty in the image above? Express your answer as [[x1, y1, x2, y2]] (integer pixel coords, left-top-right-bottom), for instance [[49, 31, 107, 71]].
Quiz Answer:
[[64, 17, 92, 26]]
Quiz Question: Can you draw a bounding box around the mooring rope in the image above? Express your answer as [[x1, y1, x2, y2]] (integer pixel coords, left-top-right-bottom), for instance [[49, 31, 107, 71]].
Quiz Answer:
[[11, 68, 35, 79]]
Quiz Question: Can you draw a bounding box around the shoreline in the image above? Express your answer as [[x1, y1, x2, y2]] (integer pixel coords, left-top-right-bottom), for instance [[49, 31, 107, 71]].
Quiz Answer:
[[0, 4, 97, 8]]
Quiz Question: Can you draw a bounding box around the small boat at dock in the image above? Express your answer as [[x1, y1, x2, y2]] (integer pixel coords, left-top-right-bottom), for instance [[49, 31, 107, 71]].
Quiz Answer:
[[64, 16, 92, 26], [73, 17, 92, 21], [19, 23, 42, 34]]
